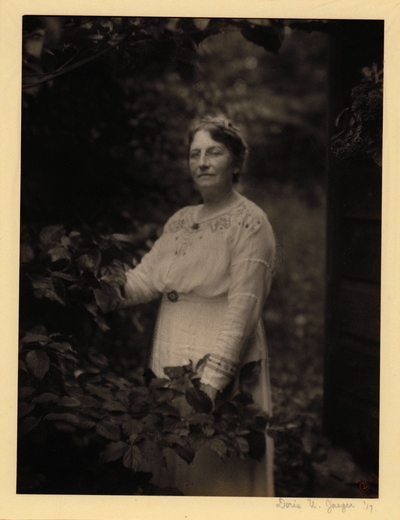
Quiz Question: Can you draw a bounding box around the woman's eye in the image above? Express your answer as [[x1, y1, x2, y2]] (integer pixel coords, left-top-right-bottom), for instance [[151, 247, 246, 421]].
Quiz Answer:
[[190, 152, 200, 160]]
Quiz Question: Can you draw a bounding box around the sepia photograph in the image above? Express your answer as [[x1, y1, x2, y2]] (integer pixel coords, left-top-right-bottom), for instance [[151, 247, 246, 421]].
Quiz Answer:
[[1, 1, 399, 519], [17, 15, 382, 498]]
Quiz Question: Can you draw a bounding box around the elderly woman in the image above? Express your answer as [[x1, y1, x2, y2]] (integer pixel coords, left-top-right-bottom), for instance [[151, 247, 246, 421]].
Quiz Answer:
[[122, 117, 276, 496]]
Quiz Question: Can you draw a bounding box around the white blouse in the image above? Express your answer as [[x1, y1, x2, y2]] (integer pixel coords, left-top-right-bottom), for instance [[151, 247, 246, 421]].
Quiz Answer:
[[124, 191, 276, 390]]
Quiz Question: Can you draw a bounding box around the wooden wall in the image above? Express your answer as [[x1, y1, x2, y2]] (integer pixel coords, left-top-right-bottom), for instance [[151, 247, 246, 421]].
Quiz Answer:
[[323, 21, 383, 473]]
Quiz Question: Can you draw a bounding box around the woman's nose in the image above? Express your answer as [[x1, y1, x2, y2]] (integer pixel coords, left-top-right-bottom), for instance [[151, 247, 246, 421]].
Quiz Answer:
[[199, 152, 210, 167]]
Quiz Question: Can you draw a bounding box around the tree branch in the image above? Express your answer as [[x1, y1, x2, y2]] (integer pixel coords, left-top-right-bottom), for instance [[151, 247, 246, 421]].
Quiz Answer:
[[22, 35, 128, 90]]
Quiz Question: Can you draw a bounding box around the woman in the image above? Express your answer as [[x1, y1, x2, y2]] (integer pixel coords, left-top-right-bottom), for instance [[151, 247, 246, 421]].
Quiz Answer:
[[122, 117, 276, 496]]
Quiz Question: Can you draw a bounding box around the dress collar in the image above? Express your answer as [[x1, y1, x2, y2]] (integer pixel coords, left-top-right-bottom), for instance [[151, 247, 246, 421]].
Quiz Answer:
[[192, 190, 245, 224]]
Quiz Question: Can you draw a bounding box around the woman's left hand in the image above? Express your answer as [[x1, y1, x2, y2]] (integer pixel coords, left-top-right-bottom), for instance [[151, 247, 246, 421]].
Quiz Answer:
[[199, 383, 219, 406]]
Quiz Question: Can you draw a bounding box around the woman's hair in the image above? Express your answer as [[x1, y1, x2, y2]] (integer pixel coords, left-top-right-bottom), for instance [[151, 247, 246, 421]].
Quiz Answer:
[[188, 116, 248, 182]]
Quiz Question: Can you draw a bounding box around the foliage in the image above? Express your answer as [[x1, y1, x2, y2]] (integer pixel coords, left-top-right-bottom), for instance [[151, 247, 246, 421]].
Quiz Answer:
[[18, 224, 271, 494], [22, 17, 285, 97], [21, 16, 329, 229], [331, 63, 383, 166]]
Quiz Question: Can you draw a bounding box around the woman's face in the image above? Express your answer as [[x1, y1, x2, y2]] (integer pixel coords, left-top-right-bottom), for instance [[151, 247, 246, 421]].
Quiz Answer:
[[189, 130, 238, 194]]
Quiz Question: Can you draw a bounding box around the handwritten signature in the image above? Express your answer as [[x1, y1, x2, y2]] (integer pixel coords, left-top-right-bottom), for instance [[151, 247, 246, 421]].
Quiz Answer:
[[276, 498, 356, 513]]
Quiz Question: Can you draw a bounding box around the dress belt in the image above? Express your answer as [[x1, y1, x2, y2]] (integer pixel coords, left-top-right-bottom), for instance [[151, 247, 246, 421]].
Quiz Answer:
[[164, 291, 227, 304], [166, 290, 179, 302]]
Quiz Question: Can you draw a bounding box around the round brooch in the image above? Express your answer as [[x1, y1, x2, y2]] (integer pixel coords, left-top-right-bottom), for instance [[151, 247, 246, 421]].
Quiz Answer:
[[167, 290, 179, 302]]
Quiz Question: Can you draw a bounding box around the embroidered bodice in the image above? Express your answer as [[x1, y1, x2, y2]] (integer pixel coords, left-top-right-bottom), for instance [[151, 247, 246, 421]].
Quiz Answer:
[[124, 191, 276, 390]]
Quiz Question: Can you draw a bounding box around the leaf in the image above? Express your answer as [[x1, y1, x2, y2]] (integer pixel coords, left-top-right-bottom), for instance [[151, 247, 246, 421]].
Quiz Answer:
[[21, 332, 50, 345], [152, 387, 181, 404], [139, 439, 166, 467], [163, 363, 193, 380], [19, 402, 35, 418], [239, 360, 262, 387], [45, 413, 80, 426], [51, 272, 78, 283], [76, 249, 101, 274], [102, 372, 125, 387], [94, 281, 122, 313], [99, 441, 129, 464], [30, 276, 65, 305], [19, 386, 36, 399], [208, 437, 228, 459], [245, 430, 266, 461], [32, 392, 58, 404], [39, 225, 65, 249], [113, 392, 130, 409], [162, 417, 190, 436], [240, 22, 283, 54], [54, 422, 76, 433], [170, 443, 194, 464], [102, 399, 127, 413], [58, 396, 81, 407], [76, 415, 97, 429], [185, 386, 213, 414], [128, 433, 141, 444], [87, 350, 109, 369], [193, 18, 210, 31], [48, 341, 75, 354], [152, 403, 180, 417], [195, 354, 209, 372], [164, 433, 188, 448], [96, 420, 120, 441], [19, 416, 40, 437], [61, 236, 72, 247], [243, 405, 269, 432], [233, 436, 250, 459], [188, 433, 207, 452], [94, 315, 111, 332], [122, 445, 142, 471], [25, 350, 50, 380], [216, 401, 240, 424], [86, 383, 113, 401], [186, 413, 214, 426], [202, 426, 215, 438], [75, 394, 101, 408], [148, 377, 170, 390], [129, 387, 149, 407], [111, 233, 132, 243], [122, 418, 143, 437], [20, 243, 35, 263], [83, 408, 103, 420], [48, 246, 71, 262]]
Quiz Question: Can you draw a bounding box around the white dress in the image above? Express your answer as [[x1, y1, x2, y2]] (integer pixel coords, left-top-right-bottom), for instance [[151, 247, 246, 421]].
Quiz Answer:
[[124, 190, 276, 496]]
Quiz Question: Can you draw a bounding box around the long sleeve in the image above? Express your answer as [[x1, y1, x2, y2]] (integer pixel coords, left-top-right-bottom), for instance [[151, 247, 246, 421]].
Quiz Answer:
[[122, 235, 164, 306], [200, 210, 275, 391]]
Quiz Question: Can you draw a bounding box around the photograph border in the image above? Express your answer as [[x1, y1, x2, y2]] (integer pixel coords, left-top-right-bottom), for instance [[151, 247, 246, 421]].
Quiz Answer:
[[1, 1, 399, 518]]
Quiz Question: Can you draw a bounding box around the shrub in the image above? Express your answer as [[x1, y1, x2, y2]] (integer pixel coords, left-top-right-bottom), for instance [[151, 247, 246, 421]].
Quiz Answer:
[[18, 224, 271, 494]]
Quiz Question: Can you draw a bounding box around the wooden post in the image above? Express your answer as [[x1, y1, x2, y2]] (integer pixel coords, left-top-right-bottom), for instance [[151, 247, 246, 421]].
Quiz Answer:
[[324, 20, 383, 473]]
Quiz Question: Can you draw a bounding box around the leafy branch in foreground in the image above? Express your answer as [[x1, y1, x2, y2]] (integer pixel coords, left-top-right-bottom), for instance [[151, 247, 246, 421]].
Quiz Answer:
[[19, 331, 270, 494], [22, 17, 285, 97], [18, 223, 272, 494], [331, 63, 383, 167]]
